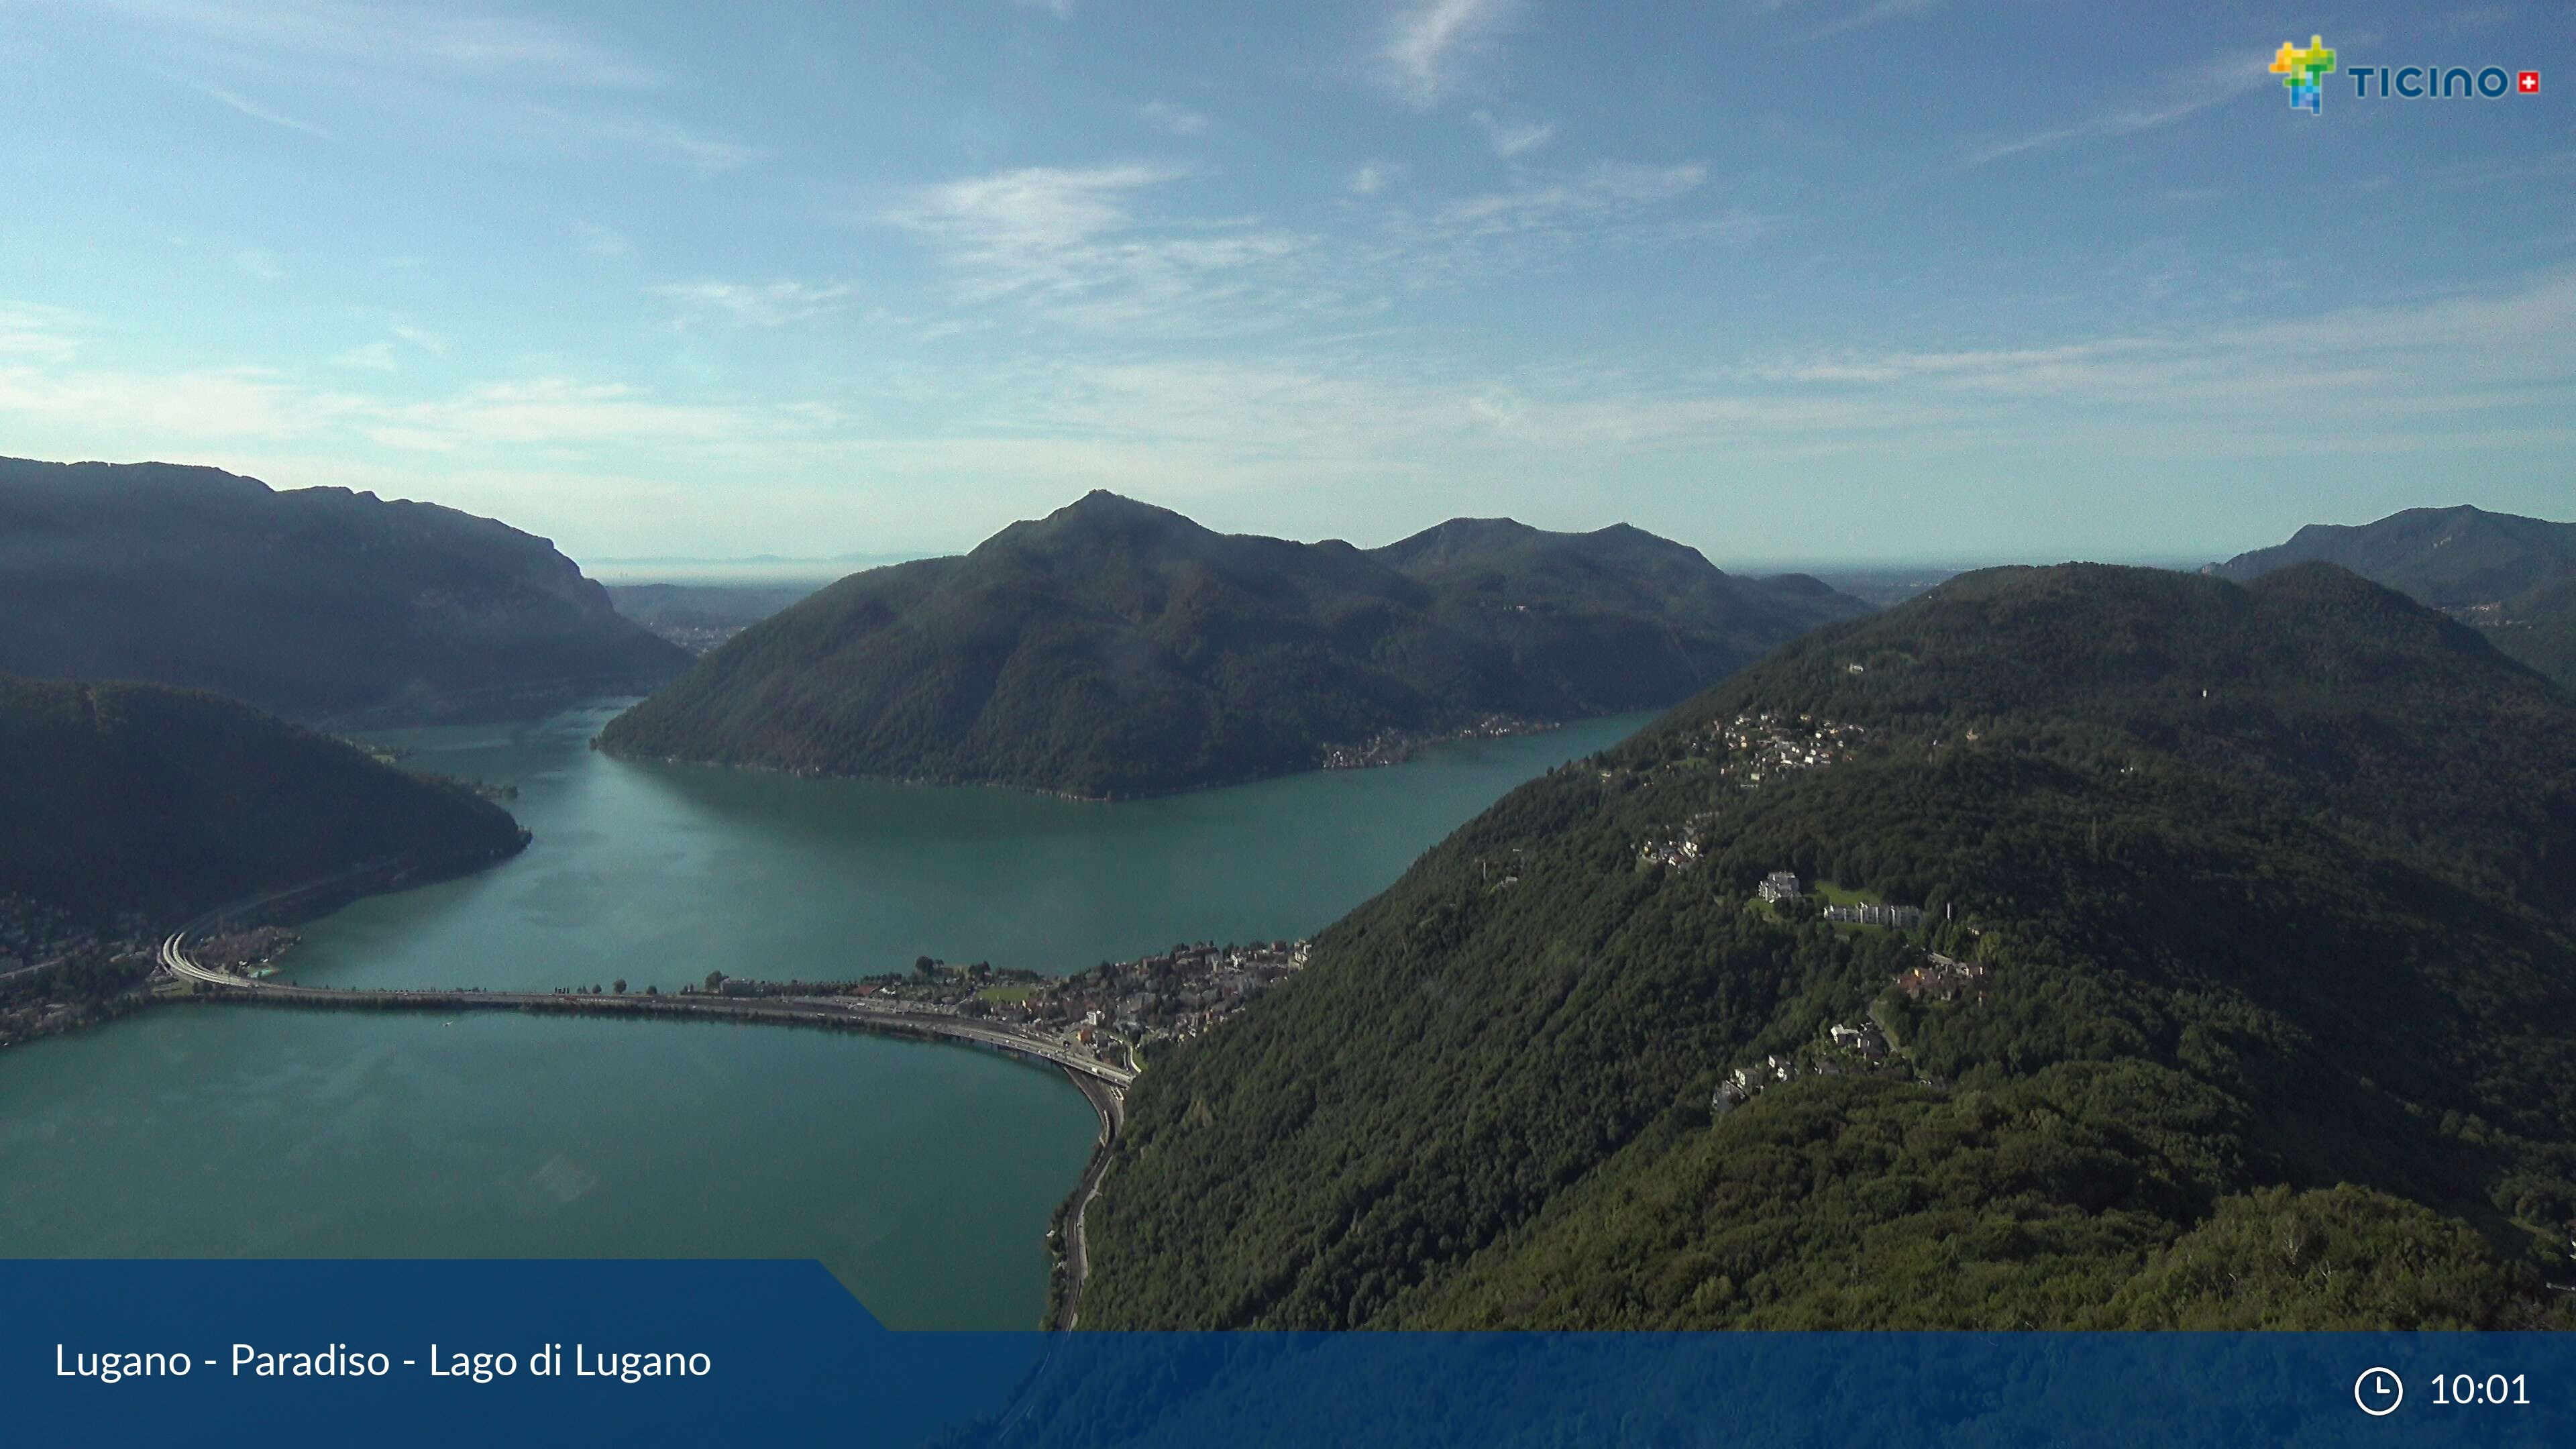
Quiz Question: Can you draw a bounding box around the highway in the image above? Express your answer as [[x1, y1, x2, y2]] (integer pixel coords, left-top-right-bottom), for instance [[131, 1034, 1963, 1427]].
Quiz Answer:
[[157, 933, 1137, 1087]]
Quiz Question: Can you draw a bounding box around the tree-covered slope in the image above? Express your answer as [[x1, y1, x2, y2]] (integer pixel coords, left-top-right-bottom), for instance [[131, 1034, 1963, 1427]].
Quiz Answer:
[[1077, 563, 2576, 1330], [0, 456, 691, 726], [0, 676, 528, 926], [2214, 504, 2576, 688], [598, 493, 1867, 796]]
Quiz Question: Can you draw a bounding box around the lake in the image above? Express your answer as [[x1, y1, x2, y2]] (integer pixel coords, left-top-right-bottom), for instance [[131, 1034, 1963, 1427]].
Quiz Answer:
[[0, 704, 1644, 1327]]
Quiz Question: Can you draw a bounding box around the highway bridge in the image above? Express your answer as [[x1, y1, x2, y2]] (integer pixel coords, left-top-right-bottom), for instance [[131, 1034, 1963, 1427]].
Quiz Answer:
[[158, 933, 1138, 1089]]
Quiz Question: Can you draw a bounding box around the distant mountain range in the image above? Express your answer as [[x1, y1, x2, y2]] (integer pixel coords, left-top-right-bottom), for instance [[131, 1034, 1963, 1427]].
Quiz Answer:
[[1075, 561, 2576, 1332], [598, 492, 1872, 797], [0, 677, 526, 928], [2212, 504, 2576, 688], [0, 457, 691, 727]]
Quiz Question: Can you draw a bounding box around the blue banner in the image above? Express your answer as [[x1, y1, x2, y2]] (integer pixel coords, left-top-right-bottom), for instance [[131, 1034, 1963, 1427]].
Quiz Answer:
[[5, 1262, 2569, 1447]]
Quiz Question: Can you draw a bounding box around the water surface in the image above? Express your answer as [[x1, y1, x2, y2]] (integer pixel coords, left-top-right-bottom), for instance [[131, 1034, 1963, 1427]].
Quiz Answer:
[[0, 706, 1645, 1326]]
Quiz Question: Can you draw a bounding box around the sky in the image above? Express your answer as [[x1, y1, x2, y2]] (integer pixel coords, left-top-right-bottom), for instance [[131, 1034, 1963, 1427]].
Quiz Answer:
[[0, 1, 2567, 567]]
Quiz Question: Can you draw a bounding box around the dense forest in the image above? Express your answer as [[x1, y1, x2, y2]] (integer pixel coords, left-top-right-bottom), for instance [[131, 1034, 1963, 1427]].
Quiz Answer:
[[599, 492, 1866, 796], [2215, 504, 2576, 688], [1075, 562, 2576, 1330], [0, 676, 528, 926], [0, 455, 690, 725]]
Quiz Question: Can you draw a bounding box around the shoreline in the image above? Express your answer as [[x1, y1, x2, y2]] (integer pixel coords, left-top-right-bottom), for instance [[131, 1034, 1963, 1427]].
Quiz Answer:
[[592, 714, 1585, 804]]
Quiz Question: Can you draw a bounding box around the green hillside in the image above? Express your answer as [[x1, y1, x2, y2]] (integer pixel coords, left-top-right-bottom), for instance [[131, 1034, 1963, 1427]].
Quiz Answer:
[[598, 493, 1868, 796], [1076, 563, 2576, 1330], [0, 455, 691, 725], [0, 677, 529, 927], [2214, 504, 2576, 688]]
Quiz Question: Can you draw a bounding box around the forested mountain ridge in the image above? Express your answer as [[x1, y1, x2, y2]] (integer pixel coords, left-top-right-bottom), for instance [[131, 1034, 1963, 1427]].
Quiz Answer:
[[2213, 504, 2576, 688], [0, 456, 691, 726], [1077, 562, 2576, 1330], [0, 676, 528, 928], [598, 492, 1868, 796]]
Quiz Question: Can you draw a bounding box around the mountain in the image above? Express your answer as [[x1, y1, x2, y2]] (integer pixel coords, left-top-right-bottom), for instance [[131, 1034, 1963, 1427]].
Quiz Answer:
[[1075, 563, 2576, 1330], [0, 676, 527, 928], [2213, 505, 2576, 688], [598, 493, 1870, 796], [0, 457, 692, 726]]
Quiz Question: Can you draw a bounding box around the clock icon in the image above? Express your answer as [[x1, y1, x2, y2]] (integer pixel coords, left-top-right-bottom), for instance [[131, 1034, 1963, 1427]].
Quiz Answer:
[[2355, 1366, 2405, 1417]]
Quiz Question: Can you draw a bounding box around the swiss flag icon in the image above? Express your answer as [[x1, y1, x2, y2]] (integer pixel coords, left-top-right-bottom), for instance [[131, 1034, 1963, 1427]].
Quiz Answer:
[[2518, 70, 2540, 94]]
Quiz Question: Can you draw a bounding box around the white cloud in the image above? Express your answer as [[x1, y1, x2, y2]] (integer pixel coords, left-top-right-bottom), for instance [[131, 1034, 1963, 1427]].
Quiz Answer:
[[1962, 50, 2277, 169], [1139, 101, 1209, 136], [1429, 162, 1709, 237], [1382, 0, 1521, 109], [655, 281, 857, 327], [1786, 0, 1939, 42], [93, 0, 661, 87], [1472, 111, 1556, 157], [391, 325, 448, 357], [884, 164, 1326, 335], [1350, 162, 1403, 195], [333, 341, 398, 370], [69, 1, 759, 176], [569, 221, 636, 258], [0, 304, 84, 362], [201, 86, 335, 140]]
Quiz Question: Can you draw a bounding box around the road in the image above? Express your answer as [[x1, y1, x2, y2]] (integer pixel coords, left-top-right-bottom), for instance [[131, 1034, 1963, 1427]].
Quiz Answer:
[[158, 934, 1136, 1087], [1055, 1071, 1126, 1330]]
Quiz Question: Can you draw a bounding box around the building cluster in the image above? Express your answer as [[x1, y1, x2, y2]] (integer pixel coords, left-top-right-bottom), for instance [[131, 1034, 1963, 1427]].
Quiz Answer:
[[1703, 712, 1867, 789], [1757, 871, 1802, 903], [1322, 715, 1550, 771], [1636, 812, 1723, 871], [1710, 1018, 1894, 1114], [767, 939, 1313, 1071], [1892, 952, 1990, 1002], [996, 940, 1310, 1051], [0, 896, 156, 1049], [1823, 902, 1924, 928], [0, 894, 133, 978]]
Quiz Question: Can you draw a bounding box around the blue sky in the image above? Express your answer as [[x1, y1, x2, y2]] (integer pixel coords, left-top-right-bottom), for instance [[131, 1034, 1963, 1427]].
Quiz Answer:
[[0, 1, 2567, 566]]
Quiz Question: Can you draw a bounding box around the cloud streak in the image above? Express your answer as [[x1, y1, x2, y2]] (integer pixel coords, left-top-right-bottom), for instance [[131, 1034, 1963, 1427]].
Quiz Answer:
[[655, 281, 857, 327], [1961, 50, 2276, 169], [1382, 0, 1520, 109], [202, 86, 335, 140]]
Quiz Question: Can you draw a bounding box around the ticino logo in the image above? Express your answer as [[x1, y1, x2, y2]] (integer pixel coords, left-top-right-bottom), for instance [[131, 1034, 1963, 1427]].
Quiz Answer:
[[2271, 34, 2539, 115]]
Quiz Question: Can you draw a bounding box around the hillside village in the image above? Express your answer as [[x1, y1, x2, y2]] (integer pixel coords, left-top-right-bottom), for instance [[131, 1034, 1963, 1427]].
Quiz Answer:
[[691, 938, 1311, 1074], [1633, 712, 1870, 867]]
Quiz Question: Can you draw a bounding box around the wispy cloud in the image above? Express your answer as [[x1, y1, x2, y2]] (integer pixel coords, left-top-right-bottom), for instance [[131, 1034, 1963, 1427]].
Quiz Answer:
[[1472, 110, 1555, 157], [95, 0, 661, 87], [1138, 101, 1209, 136], [1961, 50, 2275, 169], [569, 221, 636, 259], [655, 281, 856, 327], [0, 304, 84, 362], [1350, 162, 1404, 195], [333, 341, 398, 371], [75, 1, 759, 176], [201, 86, 335, 140], [1382, 0, 1521, 109], [1784, 0, 1939, 42], [885, 164, 1329, 337]]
